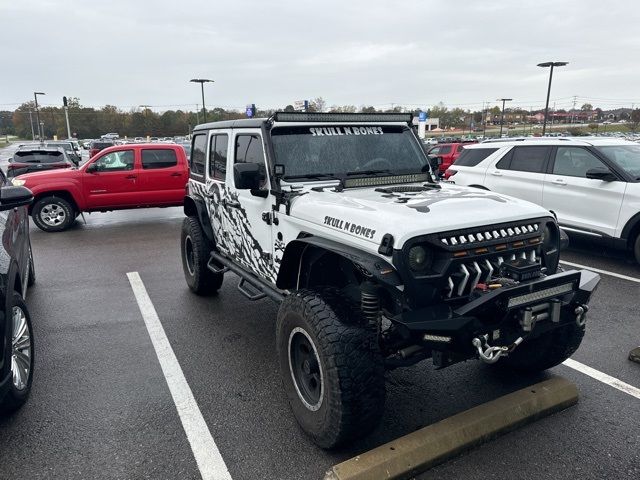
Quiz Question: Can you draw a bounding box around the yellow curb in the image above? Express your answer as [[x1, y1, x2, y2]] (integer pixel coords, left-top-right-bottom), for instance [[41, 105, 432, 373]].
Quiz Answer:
[[324, 376, 578, 480]]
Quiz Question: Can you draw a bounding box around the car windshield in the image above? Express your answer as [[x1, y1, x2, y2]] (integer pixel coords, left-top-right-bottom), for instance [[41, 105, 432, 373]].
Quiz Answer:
[[14, 151, 65, 163], [594, 145, 640, 179], [271, 125, 429, 180]]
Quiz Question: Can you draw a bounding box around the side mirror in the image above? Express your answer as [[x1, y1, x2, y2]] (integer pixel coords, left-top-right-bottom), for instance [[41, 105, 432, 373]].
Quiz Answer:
[[585, 168, 616, 181], [0, 186, 34, 211], [234, 163, 264, 190], [86, 163, 98, 173]]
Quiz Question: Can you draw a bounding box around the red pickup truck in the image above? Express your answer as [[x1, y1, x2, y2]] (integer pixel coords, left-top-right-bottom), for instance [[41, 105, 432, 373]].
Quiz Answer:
[[13, 143, 188, 232]]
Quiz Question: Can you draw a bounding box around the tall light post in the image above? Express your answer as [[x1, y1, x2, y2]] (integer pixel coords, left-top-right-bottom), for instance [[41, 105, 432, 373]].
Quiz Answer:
[[189, 79, 214, 123], [497, 98, 512, 137], [537, 61, 568, 135], [34, 91, 45, 140]]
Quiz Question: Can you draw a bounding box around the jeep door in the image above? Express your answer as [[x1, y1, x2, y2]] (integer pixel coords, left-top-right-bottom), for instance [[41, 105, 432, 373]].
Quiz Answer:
[[542, 146, 625, 237], [83, 149, 138, 209], [225, 129, 276, 282]]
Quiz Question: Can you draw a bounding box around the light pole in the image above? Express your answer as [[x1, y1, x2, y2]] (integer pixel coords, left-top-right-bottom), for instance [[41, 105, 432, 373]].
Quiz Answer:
[[497, 98, 512, 137], [537, 61, 568, 136], [34, 91, 45, 140], [189, 79, 214, 123]]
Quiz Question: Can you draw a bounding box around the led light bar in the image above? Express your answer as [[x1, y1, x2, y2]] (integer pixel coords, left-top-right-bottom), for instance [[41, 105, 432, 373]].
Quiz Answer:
[[344, 173, 429, 189], [423, 334, 452, 343], [507, 282, 574, 309], [273, 112, 413, 123]]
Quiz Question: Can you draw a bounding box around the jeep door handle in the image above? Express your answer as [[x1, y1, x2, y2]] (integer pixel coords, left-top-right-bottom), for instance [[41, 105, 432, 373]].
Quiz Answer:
[[551, 178, 567, 185], [490, 170, 502, 176], [222, 198, 241, 209]]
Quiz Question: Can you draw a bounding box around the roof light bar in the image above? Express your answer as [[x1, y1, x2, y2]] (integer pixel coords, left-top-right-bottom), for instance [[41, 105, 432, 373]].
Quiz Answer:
[[272, 111, 413, 123]]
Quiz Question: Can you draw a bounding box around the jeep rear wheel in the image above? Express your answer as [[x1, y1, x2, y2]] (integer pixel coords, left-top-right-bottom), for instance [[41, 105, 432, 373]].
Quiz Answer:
[[181, 217, 224, 295], [276, 288, 385, 449], [499, 322, 585, 372], [32, 196, 75, 232]]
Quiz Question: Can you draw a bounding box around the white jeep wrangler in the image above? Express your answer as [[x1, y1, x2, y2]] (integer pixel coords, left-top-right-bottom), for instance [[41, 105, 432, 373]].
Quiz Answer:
[[181, 112, 600, 448]]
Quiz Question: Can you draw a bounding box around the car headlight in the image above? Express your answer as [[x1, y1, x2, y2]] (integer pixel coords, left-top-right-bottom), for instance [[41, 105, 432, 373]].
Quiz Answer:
[[408, 245, 433, 273], [11, 179, 26, 186]]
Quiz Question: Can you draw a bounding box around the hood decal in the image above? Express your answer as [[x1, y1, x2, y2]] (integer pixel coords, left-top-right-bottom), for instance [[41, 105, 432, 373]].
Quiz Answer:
[[379, 188, 508, 213]]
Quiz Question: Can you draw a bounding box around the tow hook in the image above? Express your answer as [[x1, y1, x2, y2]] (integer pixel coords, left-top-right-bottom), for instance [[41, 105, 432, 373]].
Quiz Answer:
[[472, 335, 523, 364], [575, 304, 588, 327]]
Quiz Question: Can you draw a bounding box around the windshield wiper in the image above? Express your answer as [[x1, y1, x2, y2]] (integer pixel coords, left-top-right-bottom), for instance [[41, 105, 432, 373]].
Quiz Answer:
[[345, 169, 391, 176], [283, 173, 337, 181]]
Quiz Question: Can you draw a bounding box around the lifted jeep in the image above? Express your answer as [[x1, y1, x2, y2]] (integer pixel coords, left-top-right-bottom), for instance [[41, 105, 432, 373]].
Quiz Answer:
[[181, 112, 600, 449]]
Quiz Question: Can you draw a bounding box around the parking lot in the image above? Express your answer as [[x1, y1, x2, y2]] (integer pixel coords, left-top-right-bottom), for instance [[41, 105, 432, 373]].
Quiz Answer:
[[0, 186, 636, 479]]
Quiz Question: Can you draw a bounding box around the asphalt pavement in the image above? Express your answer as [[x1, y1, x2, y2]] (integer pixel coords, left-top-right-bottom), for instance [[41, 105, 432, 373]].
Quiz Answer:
[[0, 175, 638, 478]]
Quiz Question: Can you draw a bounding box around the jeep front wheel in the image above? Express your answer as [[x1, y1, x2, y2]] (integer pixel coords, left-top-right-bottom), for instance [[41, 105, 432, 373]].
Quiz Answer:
[[276, 288, 385, 449], [181, 217, 224, 295], [32, 196, 75, 232]]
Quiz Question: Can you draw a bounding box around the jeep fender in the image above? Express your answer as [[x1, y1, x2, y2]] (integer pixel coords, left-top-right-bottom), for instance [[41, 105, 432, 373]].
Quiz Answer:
[[184, 194, 215, 244], [276, 235, 402, 290]]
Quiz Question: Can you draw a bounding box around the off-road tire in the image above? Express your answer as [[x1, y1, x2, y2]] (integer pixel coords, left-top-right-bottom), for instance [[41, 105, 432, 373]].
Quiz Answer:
[[0, 293, 34, 414], [499, 322, 585, 372], [32, 196, 75, 232], [276, 288, 385, 449], [181, 217, 223, 295], [633, 233, 640, 265], [27, 246, 36, 287]]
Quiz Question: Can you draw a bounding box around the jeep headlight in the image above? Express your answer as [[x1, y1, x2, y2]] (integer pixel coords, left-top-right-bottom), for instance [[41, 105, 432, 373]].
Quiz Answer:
[[11, 178, 26, 186], [408, 245, 433, 273]]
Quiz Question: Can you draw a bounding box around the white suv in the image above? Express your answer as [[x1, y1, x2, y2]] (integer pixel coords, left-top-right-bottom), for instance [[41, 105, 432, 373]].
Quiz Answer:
[[447, 138, 640, 263]]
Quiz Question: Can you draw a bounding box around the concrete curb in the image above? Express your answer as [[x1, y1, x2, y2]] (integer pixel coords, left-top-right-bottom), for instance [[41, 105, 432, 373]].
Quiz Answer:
[[629, 346, 640, 364], [324, 376, 578, 480]]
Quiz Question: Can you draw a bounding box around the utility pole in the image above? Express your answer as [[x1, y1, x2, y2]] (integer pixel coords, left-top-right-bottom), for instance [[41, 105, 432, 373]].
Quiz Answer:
[[537, 61, 568, 135], [481, 101, 487, 137], [34, 91, 45, 140], [28, 109, 35, 140], [497, 98, 512, 137], [189, 79, 214, 123], [63, 96, 72, 139], [570, 95, 577, 125]]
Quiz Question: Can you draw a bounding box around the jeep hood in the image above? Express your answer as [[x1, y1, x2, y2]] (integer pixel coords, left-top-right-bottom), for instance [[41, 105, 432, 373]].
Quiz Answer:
[[288, 183, 551, 248]]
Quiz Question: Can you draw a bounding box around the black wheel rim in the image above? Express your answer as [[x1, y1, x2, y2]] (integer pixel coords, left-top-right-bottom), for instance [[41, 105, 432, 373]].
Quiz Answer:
[[184, 235, 195, 276], [288, 327, 323, 411]]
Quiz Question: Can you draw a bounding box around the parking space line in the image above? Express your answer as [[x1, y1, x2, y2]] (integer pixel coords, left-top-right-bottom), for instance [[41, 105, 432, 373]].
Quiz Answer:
[[127, 272, 232, 480], [562, 358, 640, 400], [560, 260, 640, 284]]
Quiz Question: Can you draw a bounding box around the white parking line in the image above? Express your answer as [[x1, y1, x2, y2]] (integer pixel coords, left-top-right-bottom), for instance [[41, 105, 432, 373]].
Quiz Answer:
[[563, 358, 640, 400], [127, 272, 232, 480], [560, 260, 640, 284]]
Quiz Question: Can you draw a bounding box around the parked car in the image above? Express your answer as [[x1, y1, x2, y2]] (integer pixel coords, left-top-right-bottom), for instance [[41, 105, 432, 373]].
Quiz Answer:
[[446, 138, 640, 263], [0, 172, 36, 414], [8, 147, 75, 178], [44, 141, 81, 165], [13, 143, 189, 232], [89, 139, 115, 158], [428, 141, 477, 175]]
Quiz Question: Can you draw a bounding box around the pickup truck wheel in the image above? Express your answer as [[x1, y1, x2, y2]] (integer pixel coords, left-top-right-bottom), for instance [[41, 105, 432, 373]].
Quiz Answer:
[[181, 217, 223, 295], [633, 233, 640, 264], [0, 293, 34, 415], [276, 288, 385, 449], [32, 196, 75, 232], [498, 322, 585, 373]]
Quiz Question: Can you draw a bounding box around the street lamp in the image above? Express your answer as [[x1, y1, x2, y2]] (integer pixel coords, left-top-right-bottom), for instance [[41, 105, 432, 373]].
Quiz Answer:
[[34, 91, 45, 140], [537, 61, 568, 135], [189, 79, 214, 123], [497, 98, 512, 137]]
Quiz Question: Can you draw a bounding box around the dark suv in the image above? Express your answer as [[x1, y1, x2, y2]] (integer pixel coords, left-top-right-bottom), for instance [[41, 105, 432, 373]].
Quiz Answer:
[[89, 139, 115, 158], [0, 172, 36, 414], [8, 147, 75, 178]]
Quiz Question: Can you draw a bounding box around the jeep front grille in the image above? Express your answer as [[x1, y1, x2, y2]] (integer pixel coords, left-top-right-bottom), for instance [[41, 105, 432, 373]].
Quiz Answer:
[[440, 222, 538, 247]]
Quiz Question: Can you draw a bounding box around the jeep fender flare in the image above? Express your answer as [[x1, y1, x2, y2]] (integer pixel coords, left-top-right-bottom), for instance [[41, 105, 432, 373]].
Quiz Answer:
[[183, 194, 215, 244], [276, 235, 402, 290]]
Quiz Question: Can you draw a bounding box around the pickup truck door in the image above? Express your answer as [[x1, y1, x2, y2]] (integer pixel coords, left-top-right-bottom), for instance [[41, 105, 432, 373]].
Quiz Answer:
[[223, 129, 276, 283], [83, 149, 139, 209], [136, 147, 186, 205]]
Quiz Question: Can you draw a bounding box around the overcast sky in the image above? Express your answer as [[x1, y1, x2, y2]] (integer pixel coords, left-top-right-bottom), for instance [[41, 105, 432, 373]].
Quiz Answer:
[[2, 0, 639, 112]]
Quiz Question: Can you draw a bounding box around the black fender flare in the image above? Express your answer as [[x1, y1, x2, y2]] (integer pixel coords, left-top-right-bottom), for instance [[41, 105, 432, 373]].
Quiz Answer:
[[183, 194, 215, 244], [621, 212, 640, 244], [276, 235, 402, 290]]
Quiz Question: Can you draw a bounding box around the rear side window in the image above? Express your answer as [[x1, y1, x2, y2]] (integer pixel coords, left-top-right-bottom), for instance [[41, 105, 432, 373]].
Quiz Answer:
[[190, 134, 207, 177], [15, 151, 65, 164], [438, 145, 452, 154], [498, 146, 550, 173], [141, 149, 178, 169], [208, 134, 228, 181], [454, 148, 498, 167]]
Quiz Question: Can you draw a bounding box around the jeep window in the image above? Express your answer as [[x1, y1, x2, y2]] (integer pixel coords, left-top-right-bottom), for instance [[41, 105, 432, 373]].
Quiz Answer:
[[235, 134, 267, 188], [93, 150, 134, 171], [191, 134, 207, 177], [209, 134, 228, 181], [141, 149, 178, 169], [271, 125, 427, 179], [594, 145, 640, 178], [14, 151, 66, 164], [498, 146, 550, 173], [552, 147, 607, 178], [454, 148, 498, 167]]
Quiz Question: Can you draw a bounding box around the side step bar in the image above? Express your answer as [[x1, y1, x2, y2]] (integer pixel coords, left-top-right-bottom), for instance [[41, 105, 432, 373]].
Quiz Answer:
[[207, 251, 285, 303]]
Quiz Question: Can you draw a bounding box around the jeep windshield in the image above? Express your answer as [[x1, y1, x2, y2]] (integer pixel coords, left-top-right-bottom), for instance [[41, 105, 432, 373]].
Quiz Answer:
[[271, 125, 431, 181], [594, 145, 640, 179]]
